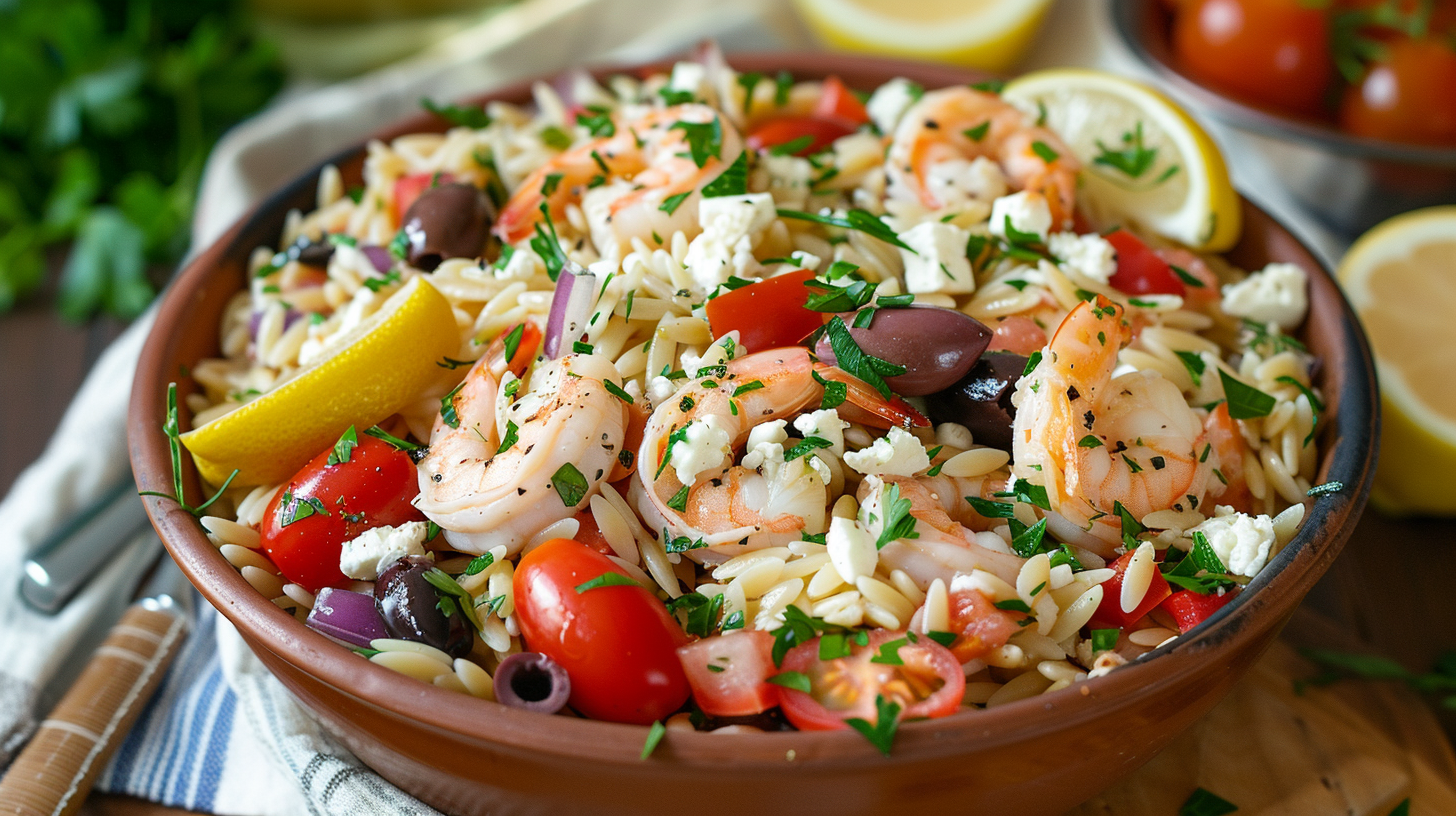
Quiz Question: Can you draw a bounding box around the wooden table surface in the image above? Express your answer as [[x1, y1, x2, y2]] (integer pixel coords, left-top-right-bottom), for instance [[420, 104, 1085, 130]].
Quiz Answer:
[[2, 297, 1452, 816]]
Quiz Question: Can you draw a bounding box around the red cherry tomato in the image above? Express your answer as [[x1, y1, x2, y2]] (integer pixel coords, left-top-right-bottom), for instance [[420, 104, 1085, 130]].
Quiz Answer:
[[814, 75, 871, 126], [1089, 550, 1173, 630], [392, 172, 454, 225], [1106, 229, 1186, 297], [704, 268, 824, 352], [259, 435, 425, 592], [746, 117, 856, 156], [676, 630, 778, 717], [777, 630, 965, 732], [1172, 0, 1334, 116], [943, 587, 1025, 663], [513, 538, 691, 724], [1339, 37, 1456, 146], [1159, 588, 1240, 633]]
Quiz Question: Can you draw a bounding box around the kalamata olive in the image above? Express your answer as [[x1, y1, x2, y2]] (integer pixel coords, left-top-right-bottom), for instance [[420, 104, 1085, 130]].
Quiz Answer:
[[924, 351, 1029, 452], [493, 652, 572, 714], [814, 305, 992, 397], [295, 239, 335, 267], [374, 555, 473, 658], [400, 182, 493, 271]]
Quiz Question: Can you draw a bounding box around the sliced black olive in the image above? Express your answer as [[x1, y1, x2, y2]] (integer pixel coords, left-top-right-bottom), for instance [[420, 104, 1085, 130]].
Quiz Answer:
[[400, 183, 493, 271], [813, 305, 992, 397], [924, 351, 1029, 451], [492, 652, 572, 714], [374, 555, 473, 657]]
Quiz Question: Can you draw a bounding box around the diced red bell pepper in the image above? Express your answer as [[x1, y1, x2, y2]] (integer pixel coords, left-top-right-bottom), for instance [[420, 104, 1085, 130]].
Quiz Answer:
[[813, 75, 870, 127], [1089, 549, 1173, 629], [1159, 588, 1239, 634]]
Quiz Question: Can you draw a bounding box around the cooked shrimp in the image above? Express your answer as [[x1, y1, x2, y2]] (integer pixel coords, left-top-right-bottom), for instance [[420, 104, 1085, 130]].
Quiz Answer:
[[1203, 402, 1254, 514], [416, 351, 629, 555], [858, 475, 1025, 588], [886, 86, 1079, 228], [1011, 297, 1214, 556], [632, 347, 825, 555], [495, 104, 745, 254]]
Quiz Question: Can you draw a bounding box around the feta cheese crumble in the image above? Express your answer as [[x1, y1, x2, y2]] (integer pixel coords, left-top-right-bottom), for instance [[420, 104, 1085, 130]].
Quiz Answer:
[[683, 193, 776, 292], [866, 77, 921, 136], [1189, 507, 1278, 578], [339, 522, 429, 581], [844, 426, 932, 477], [989, 191, 1053, 243], [1221, 262, 1308, 330], [924, 157, 1007, 209], [899, 221, 976, 294], [792, 409, 848, 457], [1048, 231, 1117, 283], [670, 415, 733, 486], [826, 516, 878, 584]]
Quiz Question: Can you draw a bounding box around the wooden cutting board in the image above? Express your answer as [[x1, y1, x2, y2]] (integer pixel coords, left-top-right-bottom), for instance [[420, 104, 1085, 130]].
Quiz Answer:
[[1072, 609, 1456, 816]]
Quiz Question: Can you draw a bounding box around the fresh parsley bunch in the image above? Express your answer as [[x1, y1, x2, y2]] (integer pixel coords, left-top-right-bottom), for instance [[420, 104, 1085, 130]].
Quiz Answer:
[[0, 0, 283, 320]]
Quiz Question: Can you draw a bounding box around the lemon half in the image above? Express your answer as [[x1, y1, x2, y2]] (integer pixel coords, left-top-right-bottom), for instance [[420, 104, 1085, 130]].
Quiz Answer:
[[1337, 206, 1456, 515], [182, 276, 460, 487], [791, 0, 1054, 72], [1003, 68, 1242, 252]]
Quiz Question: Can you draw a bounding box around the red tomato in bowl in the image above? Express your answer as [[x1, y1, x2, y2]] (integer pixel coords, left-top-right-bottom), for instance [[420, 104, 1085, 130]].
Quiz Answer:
[[259, 434, 425, 592], [1172, 0, 1334, 116], [676, 630, 778, 717], [1106, 229, 1187, 297], [704, 268, 823, 352], [392, 171, 454, 224], [1339, 37, 1456, 146], [777, 629, 964, 732], [745, 76, 870, 156], [513, 538, 691, 724], [814, 75, 871, 127]]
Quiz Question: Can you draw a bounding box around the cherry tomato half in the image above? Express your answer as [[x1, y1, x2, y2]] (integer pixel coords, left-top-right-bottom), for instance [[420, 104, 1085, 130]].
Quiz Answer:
[[1088, 550, 1173, 630], [1173, 0, 1334, 117], [1339, 37, 1456, 146], [259, 435, 425, 592], [704, 268, 823, 352], [513, 538, 691, 724], [746, 117, 856, 156], [676, 630, 778, 718], [944, 587, 1025, 663], [814, 75, 871, 127], [1106, 229, 1186, 297], [777, 629, 965, 731], [1159, 588, 1239, 633]]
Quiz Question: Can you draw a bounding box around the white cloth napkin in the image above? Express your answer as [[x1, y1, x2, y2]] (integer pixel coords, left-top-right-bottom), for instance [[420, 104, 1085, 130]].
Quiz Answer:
[[1, 0, 1343, 812]]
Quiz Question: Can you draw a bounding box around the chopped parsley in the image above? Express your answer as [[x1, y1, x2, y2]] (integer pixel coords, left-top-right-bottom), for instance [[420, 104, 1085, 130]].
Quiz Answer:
[[363, 426, 424, 452], [1218, 369, 1276, 419], [666, 485, 690, 511], [463, 553, 494, 576], [1030, 140, 1060, 163], [551, 462, 589, 507], [803, 276, 880, 312], [775, 208, 915, 253], [659, 191, 690, 215], [1092, 122, 1170, 181], [766, 671, 812, 693], [812, 369, 848, 410], [823, 316, 906, 399], [422, 568, 483, 631], [529, 202, 569, 282], [603, 379, 634, 404], [875, 482, 919, 550], [1175, 350, 1206, 387], [575, 572, 639, 593], [421, 99, 490, 128], [701, 150, 749, 197], [496, 420, 519, 455], [640, 720, 667, 760], [845, 695, 901, 756], [327, 425, 358, 466], [1091, 629, 1119, 652], [439, 382, 465, 429], [670, 118, 724, 168], [575, 107, 615, 138]]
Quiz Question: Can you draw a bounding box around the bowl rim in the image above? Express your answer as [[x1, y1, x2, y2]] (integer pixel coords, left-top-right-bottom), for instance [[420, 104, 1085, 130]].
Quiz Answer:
[[1109, 0, 1456, 167], [128, 50, 1380, 767]]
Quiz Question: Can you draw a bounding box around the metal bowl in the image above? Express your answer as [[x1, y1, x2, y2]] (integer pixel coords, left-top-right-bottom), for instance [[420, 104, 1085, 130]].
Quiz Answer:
[[1111, 0, 1456, 238]]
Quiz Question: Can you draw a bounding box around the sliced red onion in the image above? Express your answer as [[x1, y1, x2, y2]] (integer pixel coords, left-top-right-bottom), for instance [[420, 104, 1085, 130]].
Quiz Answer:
[[544, 262, 598, 359], [493, 652, 571, 714], [360, 245, 394, 275], [306, 587, 388, 648]]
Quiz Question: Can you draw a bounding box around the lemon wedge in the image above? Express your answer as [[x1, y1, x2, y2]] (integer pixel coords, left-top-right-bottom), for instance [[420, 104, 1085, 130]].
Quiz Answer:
[[1003, 68, 1241, 252], [182, 275, 460, 487], [790, 0, 1054, 72], [1337, 206, 1456, 515]]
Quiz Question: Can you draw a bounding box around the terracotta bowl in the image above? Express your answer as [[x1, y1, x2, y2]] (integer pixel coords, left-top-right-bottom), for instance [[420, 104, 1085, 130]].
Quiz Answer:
[[129, 53, 1379, 816], [1112, 0, 1456, 238]]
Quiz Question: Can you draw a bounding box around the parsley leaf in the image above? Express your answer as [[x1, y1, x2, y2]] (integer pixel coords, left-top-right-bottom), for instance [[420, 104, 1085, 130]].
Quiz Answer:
[[1218, 369, 1276, 419], [823, 316, 906, 399], [551, 462, 589, 507], [575, 572, 639, 593], [845, 695, 902, 756], [422, 99, 491, 128], [670, 118, 724, 168], [1092, 122, 1161, 179], [328, 425, 358, 466], [700, 150, 749, 198], [575, 107, 615, 138], [640, 721, 666, 760], [766, 671, 812, 693], [496, 420, 519, 455], [784, 436, 834, 462], [775, 208, 915, 252], [659, 191, 690, 215], [875, 482, 919, 549]]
